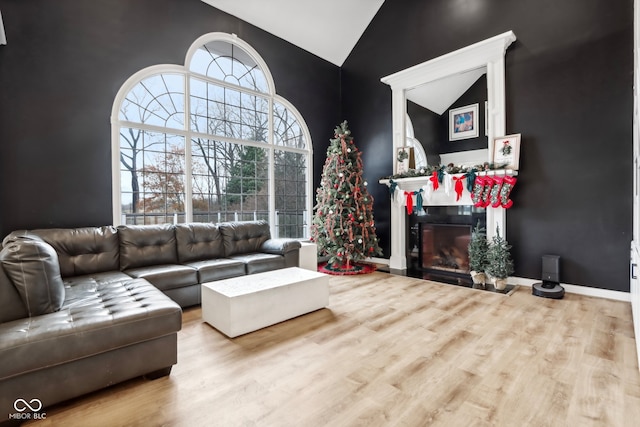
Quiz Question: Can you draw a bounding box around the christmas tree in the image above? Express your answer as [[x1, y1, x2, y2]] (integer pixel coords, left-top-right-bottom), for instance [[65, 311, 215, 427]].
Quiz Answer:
[[486, 226, 514, 279], [468, 222, 489, 273], [311, 121, 382, 271]]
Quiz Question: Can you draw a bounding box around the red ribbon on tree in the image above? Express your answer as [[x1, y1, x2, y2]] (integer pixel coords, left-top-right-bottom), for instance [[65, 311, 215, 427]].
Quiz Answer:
[[453, 176, 465, 201], [429, 171, 439, 191], [404, 191, 414, 215]]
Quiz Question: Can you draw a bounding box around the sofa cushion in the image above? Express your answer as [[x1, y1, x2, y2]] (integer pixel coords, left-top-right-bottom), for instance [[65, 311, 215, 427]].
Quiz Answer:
[[6, 227, 120, 278], [175, 223, 225, 263], [229, 253, 286, 275], [118, 224, 178, 270], [0, 278, 181, 381], [124, 264, 198, 292], [260, 238, 302, 255], [63, 271, 134, 289], [0, 265, 28, 323], [219, 221, 271, 257], [0, 237, 65, 317], [184, 258, 246, 283]]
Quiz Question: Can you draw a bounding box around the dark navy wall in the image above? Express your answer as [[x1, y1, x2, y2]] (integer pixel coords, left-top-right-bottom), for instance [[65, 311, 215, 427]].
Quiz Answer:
[[0, 0, 340, 236], [342, 0, 633, 291]]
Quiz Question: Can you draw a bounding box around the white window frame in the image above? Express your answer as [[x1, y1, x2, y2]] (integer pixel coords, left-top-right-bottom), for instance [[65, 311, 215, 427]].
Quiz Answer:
[[110, 33, 313, 238]]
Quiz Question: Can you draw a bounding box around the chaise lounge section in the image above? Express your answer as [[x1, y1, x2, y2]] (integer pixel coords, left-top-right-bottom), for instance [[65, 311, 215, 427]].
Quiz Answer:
[[0, 220, 300, 419]]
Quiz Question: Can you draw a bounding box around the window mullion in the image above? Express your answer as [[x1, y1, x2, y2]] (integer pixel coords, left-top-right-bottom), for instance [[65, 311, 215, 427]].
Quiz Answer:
[[268, 97, 276, 237], [184, 74, 193, 223]]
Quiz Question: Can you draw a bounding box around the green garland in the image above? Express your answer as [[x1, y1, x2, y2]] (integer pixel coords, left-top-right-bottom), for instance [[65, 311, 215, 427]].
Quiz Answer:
[[381, 162, 509, 181]]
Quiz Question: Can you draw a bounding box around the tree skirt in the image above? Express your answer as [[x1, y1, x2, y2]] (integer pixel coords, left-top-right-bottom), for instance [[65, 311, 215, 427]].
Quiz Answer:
[[318, 262, 377, 275]]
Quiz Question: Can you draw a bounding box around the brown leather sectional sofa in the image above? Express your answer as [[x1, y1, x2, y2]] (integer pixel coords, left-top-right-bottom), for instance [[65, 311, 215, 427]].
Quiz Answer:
[[0, 220, 300, 420]]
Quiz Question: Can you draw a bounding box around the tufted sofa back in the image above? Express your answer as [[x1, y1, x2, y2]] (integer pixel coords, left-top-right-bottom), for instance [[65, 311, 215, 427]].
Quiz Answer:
[[175, 223, 225, 263], [219, 221, 271, 256], [4, 227, 120, 278], [118, 224, 178, 270]]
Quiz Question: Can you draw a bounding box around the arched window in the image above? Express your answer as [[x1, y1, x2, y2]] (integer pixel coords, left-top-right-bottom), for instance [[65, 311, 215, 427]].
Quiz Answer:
[[112, 33, 312, 238]]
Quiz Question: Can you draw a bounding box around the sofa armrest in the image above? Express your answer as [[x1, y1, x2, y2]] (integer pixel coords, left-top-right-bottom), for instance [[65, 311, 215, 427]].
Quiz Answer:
[[260, 239, 301, 255]]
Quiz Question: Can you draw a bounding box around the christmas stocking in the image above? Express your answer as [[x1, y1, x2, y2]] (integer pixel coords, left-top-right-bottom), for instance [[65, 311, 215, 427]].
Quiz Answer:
[[470, 176, 485, 206], [490, 176, 504, 208], [499, 175, 517, 209], [478, 176, 495, 208]]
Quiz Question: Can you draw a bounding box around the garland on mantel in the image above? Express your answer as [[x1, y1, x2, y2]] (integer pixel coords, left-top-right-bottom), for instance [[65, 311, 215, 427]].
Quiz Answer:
[[381, 162, 509, 181], [382, 162, 517, 213]]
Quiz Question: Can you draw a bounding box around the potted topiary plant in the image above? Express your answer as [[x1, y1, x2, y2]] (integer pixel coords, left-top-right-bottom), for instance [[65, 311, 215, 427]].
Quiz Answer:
[[485, 226, 514, 291], [468, 222, 489, 288]]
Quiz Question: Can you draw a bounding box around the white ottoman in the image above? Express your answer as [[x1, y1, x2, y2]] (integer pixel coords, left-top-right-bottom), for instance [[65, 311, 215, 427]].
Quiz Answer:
[[201, 267, 329, 338]]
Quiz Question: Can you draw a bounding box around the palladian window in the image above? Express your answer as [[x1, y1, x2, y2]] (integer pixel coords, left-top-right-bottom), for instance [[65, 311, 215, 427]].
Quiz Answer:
[[112, 33, 312, 238]]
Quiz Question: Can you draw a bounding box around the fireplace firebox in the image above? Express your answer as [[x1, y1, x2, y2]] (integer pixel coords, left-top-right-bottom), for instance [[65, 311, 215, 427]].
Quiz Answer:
[[407, 206, 485, 287]]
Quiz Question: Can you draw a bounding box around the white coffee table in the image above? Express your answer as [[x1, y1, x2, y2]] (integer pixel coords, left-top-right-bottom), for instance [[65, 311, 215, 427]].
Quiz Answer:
[[201, 267, 329, 338]]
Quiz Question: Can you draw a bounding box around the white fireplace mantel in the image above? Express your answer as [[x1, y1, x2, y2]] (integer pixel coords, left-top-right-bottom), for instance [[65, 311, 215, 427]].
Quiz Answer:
[[379, 169, 516, 207], [380, 31, 516, 271]]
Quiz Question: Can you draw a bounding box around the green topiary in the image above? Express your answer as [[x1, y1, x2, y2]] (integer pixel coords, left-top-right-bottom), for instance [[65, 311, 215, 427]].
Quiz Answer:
[[468, 222, 489, 273], [485, 226, 514, 279]]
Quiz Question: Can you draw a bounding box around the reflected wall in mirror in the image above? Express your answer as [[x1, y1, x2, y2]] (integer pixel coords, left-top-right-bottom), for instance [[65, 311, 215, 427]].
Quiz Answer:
[[406, 67, 488, 167], [405, 114, 429, 168]]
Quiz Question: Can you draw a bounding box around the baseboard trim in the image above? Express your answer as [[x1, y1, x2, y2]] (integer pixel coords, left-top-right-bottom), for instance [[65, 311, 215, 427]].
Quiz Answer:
[[510, 277, 631, 302], [367, 257, 389, 265], [368, 257, 631, 302]]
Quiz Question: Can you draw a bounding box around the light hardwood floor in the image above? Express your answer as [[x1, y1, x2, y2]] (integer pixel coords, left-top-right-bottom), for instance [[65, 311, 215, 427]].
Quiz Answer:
[[29, 272, 640, 426]]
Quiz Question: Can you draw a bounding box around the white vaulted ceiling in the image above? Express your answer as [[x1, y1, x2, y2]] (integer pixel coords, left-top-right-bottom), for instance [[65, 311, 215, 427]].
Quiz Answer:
[[200, 0, 385, 66]]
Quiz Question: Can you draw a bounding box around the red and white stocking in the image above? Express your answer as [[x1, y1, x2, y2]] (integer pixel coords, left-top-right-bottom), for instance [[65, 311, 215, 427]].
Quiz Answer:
[[475, 176, 495, 208], [490, 176, 504, 208], [499, 175, 517, 208], [471, 176, 485, 206]]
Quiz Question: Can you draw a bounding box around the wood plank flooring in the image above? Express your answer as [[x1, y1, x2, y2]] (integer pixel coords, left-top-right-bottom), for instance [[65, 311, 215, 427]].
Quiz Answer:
[[28, 273, 640, 426]]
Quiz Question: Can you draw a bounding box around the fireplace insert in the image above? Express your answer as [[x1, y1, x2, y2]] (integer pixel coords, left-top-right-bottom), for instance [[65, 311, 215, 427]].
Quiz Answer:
[[407, 206, 485, 287]]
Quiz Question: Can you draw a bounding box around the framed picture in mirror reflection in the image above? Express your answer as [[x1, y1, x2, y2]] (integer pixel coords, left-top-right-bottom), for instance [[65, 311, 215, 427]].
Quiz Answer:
[[449, 103, 479, 141]]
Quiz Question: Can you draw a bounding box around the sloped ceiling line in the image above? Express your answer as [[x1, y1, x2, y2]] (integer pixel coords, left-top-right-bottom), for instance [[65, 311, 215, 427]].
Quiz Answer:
[[200, 0, 385, 66]]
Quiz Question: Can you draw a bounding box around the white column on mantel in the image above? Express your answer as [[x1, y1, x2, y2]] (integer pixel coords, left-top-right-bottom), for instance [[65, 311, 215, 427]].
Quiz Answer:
[[486, 56, 507, 241], [389, 88, 408, 269]]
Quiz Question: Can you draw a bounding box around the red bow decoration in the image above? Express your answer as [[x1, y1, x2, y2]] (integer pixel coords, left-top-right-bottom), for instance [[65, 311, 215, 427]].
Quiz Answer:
[[404, 191, 414, 215], [453, 176, 465, 201], [429, 171, 439, 191]]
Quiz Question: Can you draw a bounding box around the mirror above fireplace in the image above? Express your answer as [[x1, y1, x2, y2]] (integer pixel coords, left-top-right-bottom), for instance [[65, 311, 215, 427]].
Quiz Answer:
[[406, 67, 488, 167], [381, 30, 516, 172]]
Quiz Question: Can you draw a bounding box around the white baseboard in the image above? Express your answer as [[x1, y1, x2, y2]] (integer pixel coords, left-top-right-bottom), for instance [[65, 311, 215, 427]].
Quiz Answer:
[[367, 257, 390, 265], [509, 276, 631, 302], [369, 258, 631, 302]]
